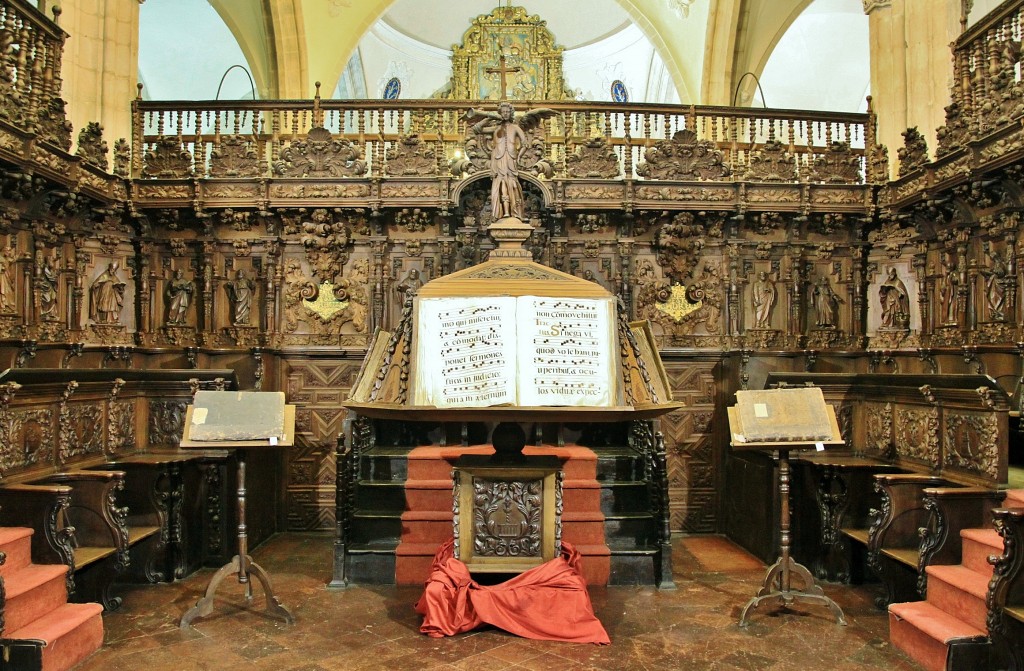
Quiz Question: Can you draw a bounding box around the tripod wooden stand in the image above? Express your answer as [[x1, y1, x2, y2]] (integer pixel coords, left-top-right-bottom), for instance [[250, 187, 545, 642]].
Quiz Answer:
[[179, 404, 296, 628], [727, 399, 846, 627]]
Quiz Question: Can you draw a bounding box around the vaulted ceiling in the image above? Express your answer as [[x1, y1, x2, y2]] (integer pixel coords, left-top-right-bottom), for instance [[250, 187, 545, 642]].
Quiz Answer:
[[139, 0, 871, 109]]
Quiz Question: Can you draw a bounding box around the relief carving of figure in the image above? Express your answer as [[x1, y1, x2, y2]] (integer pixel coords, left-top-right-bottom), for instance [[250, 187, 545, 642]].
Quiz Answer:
[[879, 267, 910, 329], [395, 268, 423, 304], [37, 256, 58, 321], [752, 271, 776, 328], [982, 244, 1008, 321], [812, 276, 843, 328], [166, 269, 194, 325], [225, 268, 256, 325], [463, 102, 556, 221], [940, 251, 958, 324], [0, 245, 17, 313], [89, 262, 126, 324]]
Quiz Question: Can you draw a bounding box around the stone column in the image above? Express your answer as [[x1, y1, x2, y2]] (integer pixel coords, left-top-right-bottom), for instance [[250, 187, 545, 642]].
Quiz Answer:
[[864, 0, 960, 178], [59, 0, 141, 155]]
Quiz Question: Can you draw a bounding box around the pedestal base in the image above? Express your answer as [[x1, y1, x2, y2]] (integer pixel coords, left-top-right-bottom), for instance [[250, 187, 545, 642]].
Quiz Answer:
[[738, 555, 846, 627], [179, 554, 294, 629]]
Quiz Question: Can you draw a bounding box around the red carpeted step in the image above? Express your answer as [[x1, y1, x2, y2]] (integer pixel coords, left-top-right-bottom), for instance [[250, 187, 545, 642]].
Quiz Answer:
[[401, 511, 455, 544], [889, 600, 985, 671], [960, 527, 1002, 576], [3, 563, 72, 634], [1005, 489, 1024, 507], [561, 511, 608, 545], [925, 564, 989, 632], [0, 527, 35, 574], [6, 602, 104, 671]]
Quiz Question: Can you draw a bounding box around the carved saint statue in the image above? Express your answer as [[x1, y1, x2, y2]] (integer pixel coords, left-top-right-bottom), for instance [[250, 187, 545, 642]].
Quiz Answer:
[[983, 244, 1008, 321], [812, 276, 843, 328], [878, 267, 910, 329], [89, 262, 126, 324], [225, 268, 256, 325], [939, 251, 958, 325], [37, 256, 58, 321], [166, 269, 194, 325], [395, 268, 423, 304], [751, 271, 776, 328], [0, 245, 17, 313], [463, 102, 557, 221]]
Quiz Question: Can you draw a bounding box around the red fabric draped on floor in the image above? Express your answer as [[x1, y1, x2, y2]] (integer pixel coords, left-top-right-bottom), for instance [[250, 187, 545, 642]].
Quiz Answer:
[[414, 538, 610, 644]]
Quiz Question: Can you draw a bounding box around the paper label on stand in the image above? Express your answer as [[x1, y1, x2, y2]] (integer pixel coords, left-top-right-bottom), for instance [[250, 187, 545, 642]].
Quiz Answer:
[[754, 403, 768, 418], [192, 408, 208, 425]]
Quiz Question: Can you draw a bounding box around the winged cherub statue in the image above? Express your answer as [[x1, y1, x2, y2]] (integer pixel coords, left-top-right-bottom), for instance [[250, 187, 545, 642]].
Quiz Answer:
[[462, 102, 558, 221]]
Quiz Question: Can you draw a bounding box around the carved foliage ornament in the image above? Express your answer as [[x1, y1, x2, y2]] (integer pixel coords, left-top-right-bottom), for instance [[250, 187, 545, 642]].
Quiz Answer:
[[209, 135, 261, 178], [76, 122, 109, 169], [636, 130, 732, 181], [566, 135, 621, 179], [37, 97, 74, 152], [143, 136, 194, 179], [895, 407, 940, 467], [472, 478, 543, 558], [273, 127, 367, 178], [943, 412, 1000, 481], [745, 140, 796, 182], [897, 127, 929, 177], [810, 142, 862, 184], [384, 135, 436, 176]]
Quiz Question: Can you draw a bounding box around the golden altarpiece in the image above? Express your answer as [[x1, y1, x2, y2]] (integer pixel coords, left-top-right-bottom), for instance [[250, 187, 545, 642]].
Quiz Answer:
[[0, 0, 1022, 589]]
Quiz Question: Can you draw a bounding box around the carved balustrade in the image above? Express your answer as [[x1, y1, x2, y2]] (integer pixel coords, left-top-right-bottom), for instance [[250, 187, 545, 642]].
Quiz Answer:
[[131, 96, 873, 185], [0, 0, 67, 143]]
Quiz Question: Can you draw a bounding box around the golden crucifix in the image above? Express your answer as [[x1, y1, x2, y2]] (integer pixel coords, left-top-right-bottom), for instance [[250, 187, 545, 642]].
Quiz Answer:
[[485, 53, 521, 100]]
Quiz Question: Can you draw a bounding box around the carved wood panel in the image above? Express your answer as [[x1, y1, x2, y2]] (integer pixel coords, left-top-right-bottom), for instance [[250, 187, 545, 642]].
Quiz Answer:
[[0, 408, 52, 475], [895, 406, 940, 468], [660, 363, 718, 533], [148, 400, 187, 447], [284, 359, 361, 531], [944, 411, 1000, 481]]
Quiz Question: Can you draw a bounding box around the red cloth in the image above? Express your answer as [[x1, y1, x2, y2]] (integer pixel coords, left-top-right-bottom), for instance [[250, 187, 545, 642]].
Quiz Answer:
[[414, 539, 610, 644]]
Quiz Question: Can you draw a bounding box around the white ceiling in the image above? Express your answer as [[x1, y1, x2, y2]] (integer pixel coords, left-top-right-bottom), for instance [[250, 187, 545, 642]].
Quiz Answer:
[[381, 0, 631, 51]]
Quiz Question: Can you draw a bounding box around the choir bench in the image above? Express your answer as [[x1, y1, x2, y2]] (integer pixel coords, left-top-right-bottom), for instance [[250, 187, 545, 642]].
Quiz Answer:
[[0, 368, 239, 610], [768, 373, 1009, 607]]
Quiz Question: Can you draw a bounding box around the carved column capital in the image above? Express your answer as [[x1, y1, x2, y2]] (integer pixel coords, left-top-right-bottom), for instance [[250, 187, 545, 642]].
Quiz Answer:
[[862, 0, 892, 14]]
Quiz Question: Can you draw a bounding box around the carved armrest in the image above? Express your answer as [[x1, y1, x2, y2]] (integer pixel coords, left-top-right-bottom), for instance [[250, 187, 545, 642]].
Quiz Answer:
[[35, 470, 128, 554], [868, 474, 947, 552], [0, 484, 75, 568], [989, 508, 1024, 617]]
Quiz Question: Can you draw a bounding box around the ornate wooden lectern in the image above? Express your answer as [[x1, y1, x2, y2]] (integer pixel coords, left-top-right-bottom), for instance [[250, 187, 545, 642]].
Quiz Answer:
[[728, 387, 847, 627], [178, 392, 296, 628]]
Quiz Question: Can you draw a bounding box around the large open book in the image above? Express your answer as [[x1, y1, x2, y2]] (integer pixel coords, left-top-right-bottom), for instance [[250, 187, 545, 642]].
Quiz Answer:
[[413, 295, 618, 408]]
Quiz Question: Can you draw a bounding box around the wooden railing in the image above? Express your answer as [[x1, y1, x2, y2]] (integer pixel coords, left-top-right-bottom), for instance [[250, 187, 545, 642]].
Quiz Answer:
[[131, 93, 874, 183], [942, 0, 1024, 154], [0, 0, 66, 133]]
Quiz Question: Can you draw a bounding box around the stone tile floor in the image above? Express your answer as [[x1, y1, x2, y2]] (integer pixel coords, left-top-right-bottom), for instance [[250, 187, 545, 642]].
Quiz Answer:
[[75, 534, 923, 671]]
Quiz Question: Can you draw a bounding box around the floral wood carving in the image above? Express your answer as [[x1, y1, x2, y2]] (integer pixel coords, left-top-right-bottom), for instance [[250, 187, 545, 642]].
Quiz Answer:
[[864, 402, 893, 457], [0, 408, 52, 475], [936, 101, 972, 158], [745, 140, 796, 182], [148, 400, 187, 447], [272, 127, 367, 178], [76, 122, 109, 169], [565, 136, 620, 179], [472, 478, 543, 558], [655, 212, 721, 281], [895, 406, 940, 468], [943, 412, 1000, 481], [810, 142, 861, 183], [209, 135, 261, 178], [142, 136, 194, 178], [384, 135, 437, 176], [107, 400, 136, 457], [301, 208, 351, 283], [635, 129, 732, 181], [37, 97, 73, 151], [897, 127, 929, 177], [113, 138, 131, 177]]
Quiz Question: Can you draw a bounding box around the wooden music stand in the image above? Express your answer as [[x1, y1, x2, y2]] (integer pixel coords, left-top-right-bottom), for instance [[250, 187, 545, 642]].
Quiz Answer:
[[178, 403, 296, 628], [727, 393, 847, 627]]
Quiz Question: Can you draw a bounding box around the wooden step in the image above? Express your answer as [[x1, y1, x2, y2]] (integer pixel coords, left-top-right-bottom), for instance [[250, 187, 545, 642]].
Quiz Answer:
[[961, 527, 1002, 577], [889, 600, 986, 671], [3, 563, 71, 634], [6, 602, 104, 671], [0, 527, 35, 575], [925, 564, 990, 632]]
